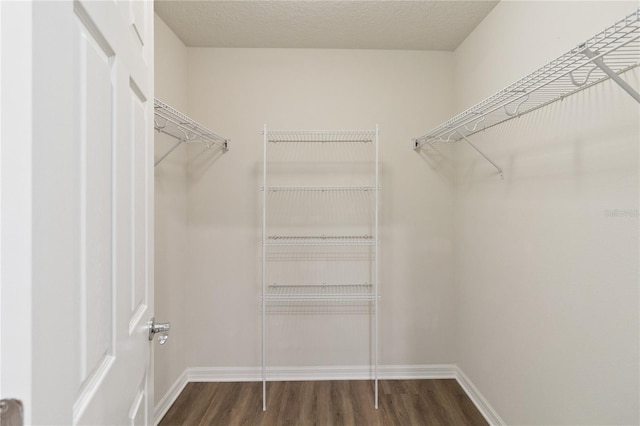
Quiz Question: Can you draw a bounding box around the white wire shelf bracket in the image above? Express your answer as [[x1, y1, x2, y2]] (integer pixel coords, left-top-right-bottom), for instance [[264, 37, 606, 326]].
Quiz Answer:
[[264, 186, 378, 192], [154, 98, 230, 166], [413, 9, 640, 174], [266, 130, 376, 143], [264, 283, 377, 302]]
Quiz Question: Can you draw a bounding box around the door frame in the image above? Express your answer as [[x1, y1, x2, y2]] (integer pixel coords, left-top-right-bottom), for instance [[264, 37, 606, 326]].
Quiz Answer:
[[0, 1, 34, 423]]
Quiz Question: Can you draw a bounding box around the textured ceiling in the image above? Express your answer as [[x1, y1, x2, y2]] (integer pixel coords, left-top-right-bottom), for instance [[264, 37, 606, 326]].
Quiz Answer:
[[154, 1, 499, 51]]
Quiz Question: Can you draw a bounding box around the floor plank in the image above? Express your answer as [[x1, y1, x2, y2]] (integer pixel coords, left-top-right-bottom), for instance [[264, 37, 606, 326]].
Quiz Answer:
[[159, 379, 488, 426]]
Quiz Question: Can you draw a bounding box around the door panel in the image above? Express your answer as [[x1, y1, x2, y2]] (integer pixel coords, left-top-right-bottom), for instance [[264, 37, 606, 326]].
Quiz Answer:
[[130, 0, 147, 48], [131, 81, 149, 325], [28, 0, 154, 424], [128, 380, 146, 426], [78, 15, 116, 385]]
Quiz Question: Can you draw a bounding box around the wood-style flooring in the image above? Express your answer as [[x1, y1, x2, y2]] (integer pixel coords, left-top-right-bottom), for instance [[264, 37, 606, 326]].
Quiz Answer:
[[159, 379, 488, 426]]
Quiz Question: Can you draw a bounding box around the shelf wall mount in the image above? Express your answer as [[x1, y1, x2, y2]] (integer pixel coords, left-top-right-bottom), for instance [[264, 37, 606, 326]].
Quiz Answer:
[[153, 98, 230, 167], [413, 9, 640, 175]]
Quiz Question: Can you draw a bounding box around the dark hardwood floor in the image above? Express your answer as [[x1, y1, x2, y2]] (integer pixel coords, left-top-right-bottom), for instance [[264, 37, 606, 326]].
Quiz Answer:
[[159, 379, 488, 426]]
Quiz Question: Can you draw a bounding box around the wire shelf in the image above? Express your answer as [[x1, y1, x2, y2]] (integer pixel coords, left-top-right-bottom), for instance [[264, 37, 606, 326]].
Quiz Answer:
[[154, 98, 230, 166], [266, 130, 376, 143], [265, 235, 376, 246], [265, 284, 376, 302], [414, 9, 640, 149], [265, 186, 377, 192]]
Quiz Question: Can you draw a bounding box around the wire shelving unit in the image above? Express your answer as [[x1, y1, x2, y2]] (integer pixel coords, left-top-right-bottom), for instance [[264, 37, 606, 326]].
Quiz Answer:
[[413, 9, 640, 177], [153, 98, 230, 166], [261, 126, 380, 411]]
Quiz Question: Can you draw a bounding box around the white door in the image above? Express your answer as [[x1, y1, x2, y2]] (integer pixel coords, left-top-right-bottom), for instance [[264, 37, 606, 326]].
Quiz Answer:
[[1, 1, 155, 424]]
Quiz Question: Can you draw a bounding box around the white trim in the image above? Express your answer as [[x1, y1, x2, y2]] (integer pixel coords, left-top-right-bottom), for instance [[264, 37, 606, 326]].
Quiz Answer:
[[380, 364, 456, 379], [0, 2, 34, 423], [153, 370, 188, 426], [455, 366, 505, 426], [73, 355, 116, 425], [187, 364, 456, 383], [189, 366, 261, 382], [153, 364, 504, 426]]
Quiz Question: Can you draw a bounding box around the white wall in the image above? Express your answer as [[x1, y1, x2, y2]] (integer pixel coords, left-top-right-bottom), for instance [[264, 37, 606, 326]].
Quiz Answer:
[[154, 14, 189, 403], [183, 48, 457, 368], [453, 2, 639, 424]]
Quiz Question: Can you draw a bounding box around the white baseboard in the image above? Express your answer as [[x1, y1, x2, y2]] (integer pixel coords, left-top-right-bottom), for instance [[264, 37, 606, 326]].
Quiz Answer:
[[380, 364, 457, 380], [187, 364, 456, 382], [153, 364, 501, 425], [153, 370, 188, 426], [455, 366, 505, 426]]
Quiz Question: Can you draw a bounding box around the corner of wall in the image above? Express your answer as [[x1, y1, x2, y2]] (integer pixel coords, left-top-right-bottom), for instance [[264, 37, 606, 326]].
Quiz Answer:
[[153, 10, 190, 410]]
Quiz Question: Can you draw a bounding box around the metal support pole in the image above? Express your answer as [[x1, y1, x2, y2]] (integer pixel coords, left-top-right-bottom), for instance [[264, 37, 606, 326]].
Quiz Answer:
[[262, 124, 267, 412], [455, 130, 503, 179], [584, 48, 640, 104], [374, 125, 379, 410], [154, 139, 184, 167]]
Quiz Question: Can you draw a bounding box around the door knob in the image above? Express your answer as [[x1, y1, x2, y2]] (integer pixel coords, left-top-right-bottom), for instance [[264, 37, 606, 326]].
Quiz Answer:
[[148, 317, 170, 344]]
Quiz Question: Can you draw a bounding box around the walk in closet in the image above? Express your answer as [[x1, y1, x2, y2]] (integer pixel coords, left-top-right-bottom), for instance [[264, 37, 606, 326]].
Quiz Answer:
[[152, 2, 640, 425]]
